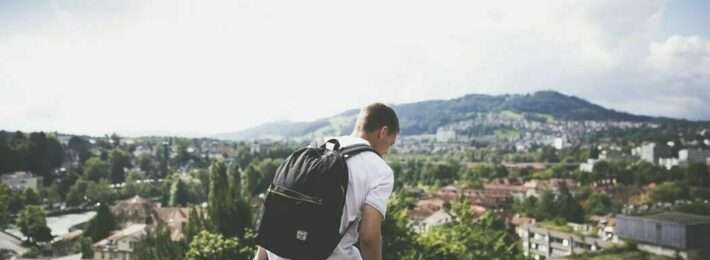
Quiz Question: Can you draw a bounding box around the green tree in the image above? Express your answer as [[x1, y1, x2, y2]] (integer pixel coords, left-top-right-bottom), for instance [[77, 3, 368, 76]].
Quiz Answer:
[[185, 231, 254, 260], [74, 236, 94, 258], [184, 207, 208, 245], [85, 202, 117, 242], [536, 190, 556, 221], [109, 149, 132, 184], [46, 183, 62, 208], [417, 213, 523, 259], [23, 188, 42, 206], [86, 179, 117, 204], [0, 183, 10, 228], [170, 179, 190, 207], [134, 223, 186, 260], [208, 161, 251, 238], [138, 153, 155, 177], [66, 180, 89, 207], [8, 191, 25, 214], [83, 157, 110, 182], [684, 163, 709, 187], [382, 194, 420, 260], [556, 183, 584, 223], [585, 192, 613, 216], [16, 206, 53, 244], [649, 182, 689, 203]]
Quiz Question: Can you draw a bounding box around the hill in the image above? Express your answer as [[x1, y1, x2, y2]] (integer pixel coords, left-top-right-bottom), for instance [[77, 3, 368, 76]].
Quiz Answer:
[[214, 90, 698, 141]]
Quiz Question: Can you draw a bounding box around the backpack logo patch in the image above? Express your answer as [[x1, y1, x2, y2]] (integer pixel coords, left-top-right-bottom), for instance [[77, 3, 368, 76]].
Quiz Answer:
[[296, 230, 308, 241]]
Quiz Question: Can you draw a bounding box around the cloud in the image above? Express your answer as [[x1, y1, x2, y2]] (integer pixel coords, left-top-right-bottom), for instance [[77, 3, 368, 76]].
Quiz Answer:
[[0, 0, 708, 136], [646, 35, 710, 83]]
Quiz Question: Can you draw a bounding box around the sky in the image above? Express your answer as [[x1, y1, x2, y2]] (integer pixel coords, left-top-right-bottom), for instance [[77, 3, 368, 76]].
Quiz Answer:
[[1, 0, 709, 137]]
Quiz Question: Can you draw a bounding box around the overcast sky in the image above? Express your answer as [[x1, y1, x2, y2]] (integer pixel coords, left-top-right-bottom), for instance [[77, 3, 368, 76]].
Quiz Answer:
[[1, 0, 709, 137]]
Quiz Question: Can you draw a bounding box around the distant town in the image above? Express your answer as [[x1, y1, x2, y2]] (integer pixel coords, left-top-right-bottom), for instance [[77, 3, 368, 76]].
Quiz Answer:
[[0, 115, 709, 260]]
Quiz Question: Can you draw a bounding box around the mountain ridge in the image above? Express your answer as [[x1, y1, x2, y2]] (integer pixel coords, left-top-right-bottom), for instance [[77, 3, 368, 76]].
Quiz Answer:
[[214, 90, 705, 141]]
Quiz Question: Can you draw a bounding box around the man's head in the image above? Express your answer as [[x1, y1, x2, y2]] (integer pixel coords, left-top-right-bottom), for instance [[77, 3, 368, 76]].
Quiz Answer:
[[353, 103, 399, 155]]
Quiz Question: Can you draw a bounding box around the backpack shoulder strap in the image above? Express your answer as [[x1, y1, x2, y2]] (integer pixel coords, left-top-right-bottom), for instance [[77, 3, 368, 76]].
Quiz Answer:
[[339, 143, 381, 159]]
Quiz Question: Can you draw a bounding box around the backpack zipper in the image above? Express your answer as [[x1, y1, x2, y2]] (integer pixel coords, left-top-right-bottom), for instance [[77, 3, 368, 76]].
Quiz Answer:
[[268, 188, 323, 206]]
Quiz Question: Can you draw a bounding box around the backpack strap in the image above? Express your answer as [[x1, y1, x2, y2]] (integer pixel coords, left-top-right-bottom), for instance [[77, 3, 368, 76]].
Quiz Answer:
[[339, 143, 381, 159]]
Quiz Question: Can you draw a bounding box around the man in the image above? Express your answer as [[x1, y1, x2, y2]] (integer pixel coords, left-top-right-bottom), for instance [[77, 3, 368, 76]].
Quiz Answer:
[[255, 102, 399, 260]]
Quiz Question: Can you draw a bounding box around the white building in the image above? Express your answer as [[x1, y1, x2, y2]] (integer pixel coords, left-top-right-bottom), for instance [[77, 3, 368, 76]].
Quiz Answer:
[[580, 159, 599, 173], [658, 158, 680, 170], [1, 171, 42, 191], [679, 148, 710, 167], [553, 137, 568, 150], [414, 209, 451, 233]]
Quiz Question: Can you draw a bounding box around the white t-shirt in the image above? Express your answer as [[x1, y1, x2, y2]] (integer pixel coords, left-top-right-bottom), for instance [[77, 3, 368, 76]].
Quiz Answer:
[[267, 136, 395, 260]]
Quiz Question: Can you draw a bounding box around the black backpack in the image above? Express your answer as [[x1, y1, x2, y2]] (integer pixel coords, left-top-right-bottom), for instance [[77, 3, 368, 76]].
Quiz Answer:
[[254, 138, 379, 260]]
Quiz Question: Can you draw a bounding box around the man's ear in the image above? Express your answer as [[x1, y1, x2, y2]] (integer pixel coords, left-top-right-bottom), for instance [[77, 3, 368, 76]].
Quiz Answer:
[[379, 126, 389, 138]]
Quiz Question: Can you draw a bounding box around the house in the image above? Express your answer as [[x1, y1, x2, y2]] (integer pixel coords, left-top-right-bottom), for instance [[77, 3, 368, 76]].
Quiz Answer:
[[519, 223, 616, 259], [616, 212, 710, 259], [413, 209, 451, 233], [110, 196, 201, 242], [523, 179, 577, 198], [92, 224, 147, 260], [1, 171, 42, 191], [483, 177, 527, 200], [154, 207, 194, 241], [111, 196, 156, 228]]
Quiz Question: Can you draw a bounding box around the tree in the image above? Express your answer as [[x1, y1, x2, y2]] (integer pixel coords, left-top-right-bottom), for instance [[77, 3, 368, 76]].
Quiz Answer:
[[536, 190, 556, 221], [585, 192, 613, 216], [84, 202, 117, 242], [170, 179, 189, 207], [382, 194, 420, 260], [649, 182, 689, 203], [46, 183, 62, 208], [556, 183, 584, 223], [138, 154, 155, 177], [184, 207, 207, 245], [134, 223, 186, 260], [417, 213, 524, 259], [520, 196, 538, 218], [27, 132, 64, 183], [8, 191, 24, 214], [83, 157, 110, 182], [685, 163, 709, 187], [109, 149, 132, 184], [0, 183, 10, 228], [74, 236, 94, 258], [185, 231, 254, 260], [16, 206, 53, 244], [23, 188, 42, 206], [86, 179, 117, 204], [66, 180, 89, 207]]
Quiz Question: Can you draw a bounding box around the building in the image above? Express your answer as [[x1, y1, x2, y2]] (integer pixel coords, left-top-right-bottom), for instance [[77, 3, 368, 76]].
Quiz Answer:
[[658, 157, 680, 170], [616, 212, 710, 259], [639, 143, 671, 165], [93, 224, 147, 260], [413, 209, 451, 233], [678, 148, 710, 167], [579, 158, 599, 173], [519, 223, 616, 259], [553, 137, 568, 150], [1, 171, 42, 191], [110, 196, 200, 241]]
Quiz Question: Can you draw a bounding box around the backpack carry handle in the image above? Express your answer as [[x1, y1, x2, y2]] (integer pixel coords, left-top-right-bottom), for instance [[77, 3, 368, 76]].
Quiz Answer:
[[324, 138, 341, 151]]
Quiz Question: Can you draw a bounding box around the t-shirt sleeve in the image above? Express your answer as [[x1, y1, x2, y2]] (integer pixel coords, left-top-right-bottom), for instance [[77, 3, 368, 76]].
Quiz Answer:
[[364, 165, 394, 220]]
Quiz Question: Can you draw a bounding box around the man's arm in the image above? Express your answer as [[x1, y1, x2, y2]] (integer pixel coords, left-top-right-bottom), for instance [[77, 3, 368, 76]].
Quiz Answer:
[[359, 204, 383, 260], [254, 246, 267, 260]]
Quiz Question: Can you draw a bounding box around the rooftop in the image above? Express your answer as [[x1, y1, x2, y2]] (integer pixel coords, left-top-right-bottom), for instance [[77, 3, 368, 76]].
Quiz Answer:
[[630, 212, 710, 226]]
